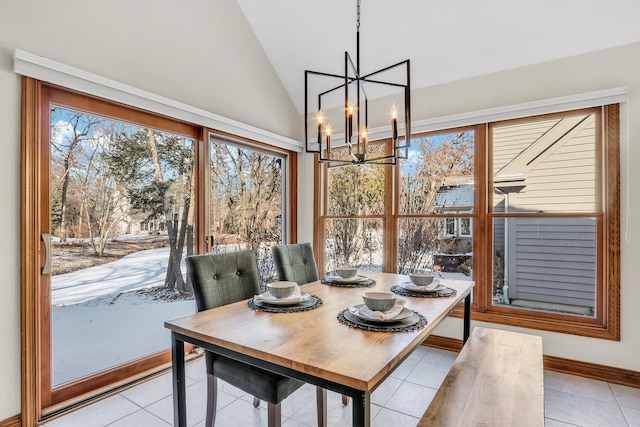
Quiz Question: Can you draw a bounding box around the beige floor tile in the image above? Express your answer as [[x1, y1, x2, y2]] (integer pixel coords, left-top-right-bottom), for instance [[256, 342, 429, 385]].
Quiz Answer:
[[544, 370, 617, 404], [120, 371, 194, 408], [46, 395, 140, 427], [372, 376, 403, 407], [106, 409, 171, 426], [622, 405, 640, 427], [146, 379, 236, 427], [544, 417, 582, 426], [612, 383, 640, 410], [207, 398, 281, 427], [371, 407, 420, 427], [383, 381, 437, 419], [389, 346, 429, 381], [545, 388, 628, 427], [403, 348, 457, 389], [288, 389, 360, 427]]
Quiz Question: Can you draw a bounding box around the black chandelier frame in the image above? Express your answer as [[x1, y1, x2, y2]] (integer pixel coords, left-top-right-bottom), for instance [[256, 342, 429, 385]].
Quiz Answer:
[[304, 1, 411, 167]]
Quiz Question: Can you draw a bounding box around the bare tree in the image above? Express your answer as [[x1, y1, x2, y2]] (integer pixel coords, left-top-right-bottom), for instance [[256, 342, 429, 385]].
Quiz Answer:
[[325, 143, 386, 270], [208, 142, 283, 284], [50, 108, 103, 242], [397, 132, 474, 273]]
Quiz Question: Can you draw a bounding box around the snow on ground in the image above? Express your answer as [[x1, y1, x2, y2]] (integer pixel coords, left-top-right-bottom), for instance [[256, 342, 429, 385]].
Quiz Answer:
[[53, 296, 193, 385], [51, 246, 195, 386], [52, 247, 176, 306]]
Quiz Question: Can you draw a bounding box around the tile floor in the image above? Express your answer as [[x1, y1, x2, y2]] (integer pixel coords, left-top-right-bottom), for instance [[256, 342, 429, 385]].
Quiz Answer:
[[41, 346, 640, 427]]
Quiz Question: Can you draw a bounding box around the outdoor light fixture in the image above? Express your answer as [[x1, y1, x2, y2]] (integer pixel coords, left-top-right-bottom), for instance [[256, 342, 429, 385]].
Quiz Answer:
[[304, 0, 411, 167]]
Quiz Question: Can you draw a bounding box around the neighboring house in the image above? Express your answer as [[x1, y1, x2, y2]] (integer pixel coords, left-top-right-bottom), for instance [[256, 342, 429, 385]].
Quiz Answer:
[[434, 113, 597, 314], [434, 177, 474, 245]]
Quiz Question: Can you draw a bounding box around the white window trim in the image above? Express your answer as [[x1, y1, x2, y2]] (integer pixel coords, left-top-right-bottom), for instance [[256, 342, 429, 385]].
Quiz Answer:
[[13, 49, 303, 153], [444, 218, 457, 237], [366, 86, 628, 141], [458, 218, 472, 237], [411, 87, 628, 135]]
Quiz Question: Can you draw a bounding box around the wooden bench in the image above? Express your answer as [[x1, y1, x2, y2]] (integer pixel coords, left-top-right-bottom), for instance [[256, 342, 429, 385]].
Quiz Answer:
[[418, 327, 544, 427]]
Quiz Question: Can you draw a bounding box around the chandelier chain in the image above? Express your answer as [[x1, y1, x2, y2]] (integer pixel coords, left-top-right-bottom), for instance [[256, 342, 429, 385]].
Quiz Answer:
[[356, 0, 361, 31]]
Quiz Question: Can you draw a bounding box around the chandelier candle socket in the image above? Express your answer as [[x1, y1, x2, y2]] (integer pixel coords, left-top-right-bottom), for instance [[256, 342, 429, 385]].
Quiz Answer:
[[304, 0, 412, 167], [391, 103, 398, 142]]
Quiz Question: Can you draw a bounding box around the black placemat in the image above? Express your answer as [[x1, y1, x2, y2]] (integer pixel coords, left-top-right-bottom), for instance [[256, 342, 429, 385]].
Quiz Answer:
[[390, 284, 457, 298], [248, 294, 323, 313], [321, 277, 376, 288], [337, 308, 428, 332]]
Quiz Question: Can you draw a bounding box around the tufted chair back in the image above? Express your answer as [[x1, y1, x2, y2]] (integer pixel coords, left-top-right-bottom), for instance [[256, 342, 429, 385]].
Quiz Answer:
[[187, 250, 260, 313], [271, 243, 319, 285]]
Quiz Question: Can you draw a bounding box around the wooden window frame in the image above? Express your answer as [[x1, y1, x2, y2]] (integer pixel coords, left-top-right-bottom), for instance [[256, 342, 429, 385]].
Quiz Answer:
[[21, 78, 298, 423], [314, 106, 620, 341]]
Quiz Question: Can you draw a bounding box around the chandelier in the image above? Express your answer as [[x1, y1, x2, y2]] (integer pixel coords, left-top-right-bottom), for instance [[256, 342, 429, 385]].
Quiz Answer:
[[304, 0, 411, 166]]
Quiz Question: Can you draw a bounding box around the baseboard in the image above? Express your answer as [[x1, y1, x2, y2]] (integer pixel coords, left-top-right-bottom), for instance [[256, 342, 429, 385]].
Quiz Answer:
[[0, 414, 20, 427], [544, 355, 640, 388], [423, 334, 464, 352], [423, 334, 640, 389]]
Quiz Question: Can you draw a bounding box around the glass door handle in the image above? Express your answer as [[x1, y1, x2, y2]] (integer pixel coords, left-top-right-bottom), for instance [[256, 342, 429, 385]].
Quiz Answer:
[[41, 233, 51, 274]]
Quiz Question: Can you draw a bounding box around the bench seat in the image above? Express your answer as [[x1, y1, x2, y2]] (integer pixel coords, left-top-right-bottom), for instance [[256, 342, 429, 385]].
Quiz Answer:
[[418, 327, 544, 426]]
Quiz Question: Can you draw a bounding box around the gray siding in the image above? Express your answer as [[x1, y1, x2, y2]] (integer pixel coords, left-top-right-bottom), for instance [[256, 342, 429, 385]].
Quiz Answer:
[[507, 217, 596, 308]]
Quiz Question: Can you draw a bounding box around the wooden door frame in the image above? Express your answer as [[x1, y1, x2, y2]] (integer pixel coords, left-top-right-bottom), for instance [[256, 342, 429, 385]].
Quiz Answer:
[[21, 79, 300, 422], [20, 78, 203, 422]]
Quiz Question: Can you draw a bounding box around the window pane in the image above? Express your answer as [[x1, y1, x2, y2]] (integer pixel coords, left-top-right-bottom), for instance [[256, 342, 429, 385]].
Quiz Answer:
[[50, 107, 196, 386], [397, 218, 473, 280], [399, 131, 474, 215], [459, 218, 472, 236], [324, 218, 383, 273], [492, 112, 600, 213], [326, 143, 386, 215], [208, 139, 285, 286], [445, 218, 456, 236], [492, 217, 596, 317]]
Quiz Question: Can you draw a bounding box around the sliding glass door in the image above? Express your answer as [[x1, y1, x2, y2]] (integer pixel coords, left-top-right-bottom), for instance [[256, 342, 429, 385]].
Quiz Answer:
[[207, 135, 288, 288], [22, 82, 296, 420]]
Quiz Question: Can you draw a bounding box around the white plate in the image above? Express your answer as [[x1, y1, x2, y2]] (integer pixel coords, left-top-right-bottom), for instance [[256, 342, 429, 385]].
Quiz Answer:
[[325, 275, 369, 283], [400, 281, 445, 293], [349, 304, 414, 323], [255, 293, 311, 306]]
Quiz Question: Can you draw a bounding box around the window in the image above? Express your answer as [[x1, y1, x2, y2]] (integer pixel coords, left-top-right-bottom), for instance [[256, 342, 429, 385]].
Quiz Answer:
[[22, 80, 298, 416], [206, 135, 291, 287], [316, 105, 620, 339]]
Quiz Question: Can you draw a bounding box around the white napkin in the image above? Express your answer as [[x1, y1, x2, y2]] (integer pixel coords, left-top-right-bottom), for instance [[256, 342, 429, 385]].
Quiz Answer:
[[405, 278, 441, 292], [254, 284, 303, 302], [358, 299, 406, 321], [326, 275, 366, 283]]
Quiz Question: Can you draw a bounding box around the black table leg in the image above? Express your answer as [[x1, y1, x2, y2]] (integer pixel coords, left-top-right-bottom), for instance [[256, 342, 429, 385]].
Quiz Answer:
[[351, 390, 370, 427], [463, 293, 471, 345], [172, 332, 187, 427]]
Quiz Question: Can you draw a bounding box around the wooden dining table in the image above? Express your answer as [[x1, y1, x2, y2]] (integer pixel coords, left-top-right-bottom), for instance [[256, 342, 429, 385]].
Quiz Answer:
[[165, 272, 473, 427]]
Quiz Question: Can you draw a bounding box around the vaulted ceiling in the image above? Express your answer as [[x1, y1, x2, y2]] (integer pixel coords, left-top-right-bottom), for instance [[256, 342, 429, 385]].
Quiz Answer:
[[236, 0, 640, 114]]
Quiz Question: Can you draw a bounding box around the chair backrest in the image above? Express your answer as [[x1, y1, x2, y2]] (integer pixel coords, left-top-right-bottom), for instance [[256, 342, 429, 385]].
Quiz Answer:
[[271, 243, 319, 285], [186, 250, 260, 312]]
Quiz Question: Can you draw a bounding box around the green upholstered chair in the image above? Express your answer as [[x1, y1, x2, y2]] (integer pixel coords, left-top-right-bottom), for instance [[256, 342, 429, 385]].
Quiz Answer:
[[187, 250, 327, 427], [271, 242, 319, 285], [271, 243, 349, 406]]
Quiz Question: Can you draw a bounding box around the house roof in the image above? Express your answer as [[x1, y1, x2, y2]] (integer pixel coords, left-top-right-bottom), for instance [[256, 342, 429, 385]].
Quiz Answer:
[[435, 183, 474, 210]]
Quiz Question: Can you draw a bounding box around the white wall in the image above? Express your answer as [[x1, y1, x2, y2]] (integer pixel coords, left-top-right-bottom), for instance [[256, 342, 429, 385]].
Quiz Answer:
[[0, 0, 300, 420], [300, 41, 640, 372]]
